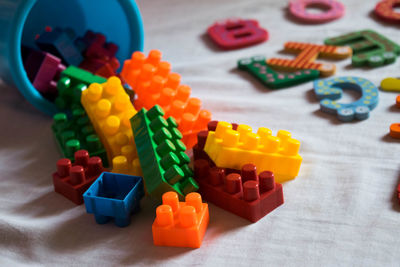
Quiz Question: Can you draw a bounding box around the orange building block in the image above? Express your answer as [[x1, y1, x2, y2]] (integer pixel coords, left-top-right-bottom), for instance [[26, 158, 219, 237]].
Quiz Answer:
[[267, 42, 352, 76], [152, 191, 209, 248], [121, 50, 212, 149], [389, 95, 400, 139]]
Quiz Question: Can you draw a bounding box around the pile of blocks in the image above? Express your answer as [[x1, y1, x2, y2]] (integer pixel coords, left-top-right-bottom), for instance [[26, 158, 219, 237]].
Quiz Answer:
[[23, 26, 307, 249]]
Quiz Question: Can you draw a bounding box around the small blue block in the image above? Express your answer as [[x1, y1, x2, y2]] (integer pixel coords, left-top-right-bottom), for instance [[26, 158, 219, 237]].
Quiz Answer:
[[36, 28, 83, 66], [83, 172, 144, 227]]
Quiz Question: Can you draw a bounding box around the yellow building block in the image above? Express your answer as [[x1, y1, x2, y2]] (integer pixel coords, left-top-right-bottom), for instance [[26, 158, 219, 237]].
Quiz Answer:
[[203, 122, 302, 183], [381, 77, 400, 92], [81, 76, 141, 175]]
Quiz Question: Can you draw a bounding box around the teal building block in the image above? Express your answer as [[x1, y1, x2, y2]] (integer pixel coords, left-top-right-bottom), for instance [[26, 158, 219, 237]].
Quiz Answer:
[[238, 56, 320, 89], [314, 76, 379, 122], [52, 108, 109, 167], [324, 30, 400, 67], [130, 105, 199, 199]]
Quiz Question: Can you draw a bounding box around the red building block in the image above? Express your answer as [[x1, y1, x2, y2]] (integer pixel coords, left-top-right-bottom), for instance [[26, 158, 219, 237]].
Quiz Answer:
[[52, 150, 104, 205], [207, 18, 268, 50], [194, 159, 284, 222]]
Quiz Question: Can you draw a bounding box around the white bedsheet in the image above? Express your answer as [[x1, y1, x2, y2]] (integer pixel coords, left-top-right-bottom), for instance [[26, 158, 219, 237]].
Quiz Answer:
[[1, 0, 400, 266]]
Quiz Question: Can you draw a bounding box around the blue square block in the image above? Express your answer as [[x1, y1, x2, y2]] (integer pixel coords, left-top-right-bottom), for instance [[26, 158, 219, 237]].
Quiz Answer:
[[36, 28, 83, 66], [83, 172, 144, 227]]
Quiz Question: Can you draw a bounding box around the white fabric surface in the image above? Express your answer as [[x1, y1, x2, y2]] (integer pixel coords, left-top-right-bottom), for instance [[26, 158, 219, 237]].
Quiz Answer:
[[1, 0, 400, 266]]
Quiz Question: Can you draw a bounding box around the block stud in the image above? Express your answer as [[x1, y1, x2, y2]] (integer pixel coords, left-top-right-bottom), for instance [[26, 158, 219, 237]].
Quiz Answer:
[[112, 156, 129, 173], [70, 165, 85, 185], [154, 128, 172, 145], [197, 131, 209, 150], [86, 83, 103, 102], [176, 85, 191, 102], [156, 61, 171, 77], [259, 171, 275, 192], [88, 157, 103, 176], [95, 99, 112, 119], [180, 113, 196, 132], [103, 116, 120, 136], [241, 163, 258, 183], [164, 165, 185, 185], [104, 76, 121, 97], [209, 167, 224, 186], [56, 158, 71, 178], [179, 206, 198, 228], [243, 181, 260, 202], [160, 152, 180, 170], [156, 205, 174, 226], [225, 173, 242, 194], [243, 132, 260, 150], [162, 191, 180, 212], [146, 49, 162, 66], [215, 121, 232, 138], [156, 140, 176, 157], [222, 129, 239, 147], [146, 105, 165, 121], [74, 150, 89, 167], [207, 121, 218, 131], [166, 73, 181, 90]]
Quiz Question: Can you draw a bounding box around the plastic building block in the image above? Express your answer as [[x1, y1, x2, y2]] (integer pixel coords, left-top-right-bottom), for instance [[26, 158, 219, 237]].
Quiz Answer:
[[53, 150, 104, 205], [83, 172, 144, 227], [194, 160, 284, 222], [52, 108, 109, 166], [23, 49, 65, 95], [324, 30, 400, 67], [81, 77, 140, 169], [207, 18, 268, 50], [111, 155, 142, 177], [203, 121, 302, 183], [55, 66, 107, 110], [131, 105, 199, 198], [238, 56, 320, 89], [381, 77, 400, 92], [397, 180, 400, 204], [266, 42, 352, 77], [193, 121, 238, 163], [375, 0, 400, 23], [61, 65, 107, 87], [75, 30, 120, 78], [314, 76, 379, 122], [289, 0, 345, 23], [152, 191, 209, 248], [121, 50, 212, 149], [389, 95, 400, 139], [36, 27, 83, 66]]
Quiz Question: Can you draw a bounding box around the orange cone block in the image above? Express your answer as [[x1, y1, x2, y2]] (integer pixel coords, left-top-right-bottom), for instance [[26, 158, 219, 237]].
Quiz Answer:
[[152, 191, 209, 248]]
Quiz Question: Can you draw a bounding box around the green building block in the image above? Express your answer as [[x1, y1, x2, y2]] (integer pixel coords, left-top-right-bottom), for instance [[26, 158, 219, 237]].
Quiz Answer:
[[324, 29, 400, 68], [52, 107, 109, 167], [54, 66, 107, 110], [238, 56, 320, 89], [130, 105, 199, 199]]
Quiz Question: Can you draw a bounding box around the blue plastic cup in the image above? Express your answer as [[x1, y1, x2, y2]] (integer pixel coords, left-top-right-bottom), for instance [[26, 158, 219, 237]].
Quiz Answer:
[[0, 0, 144, 115]]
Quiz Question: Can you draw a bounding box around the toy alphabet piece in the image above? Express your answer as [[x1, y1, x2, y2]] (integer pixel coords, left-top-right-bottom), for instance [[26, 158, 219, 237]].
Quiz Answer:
[[238, 56, 320, 89], [266, 42, 352, 77], [314, 76, 379, 122], [207, 18, 268, 50], [375, 0, 400, 23], [325, 29, 400, 67], [289, 0, 345, 23]]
